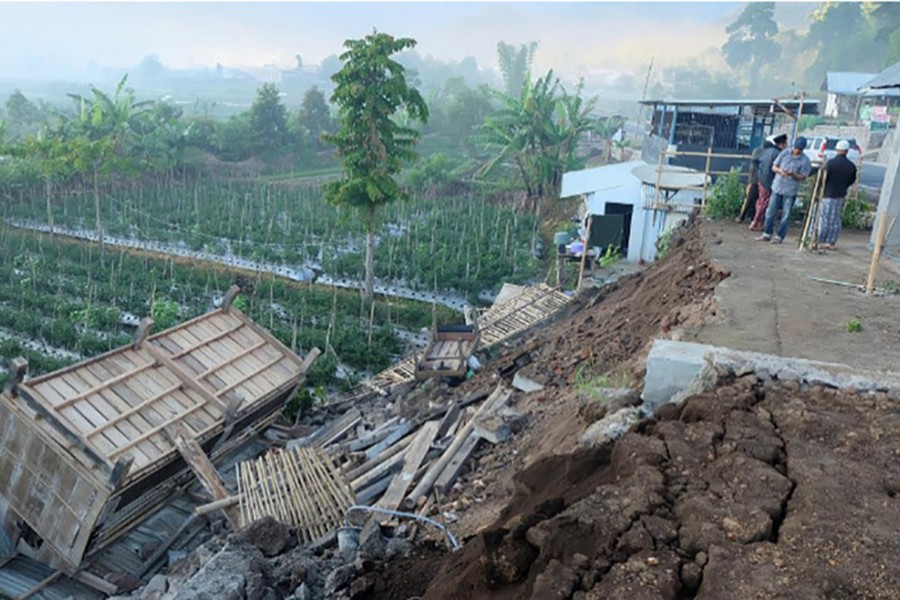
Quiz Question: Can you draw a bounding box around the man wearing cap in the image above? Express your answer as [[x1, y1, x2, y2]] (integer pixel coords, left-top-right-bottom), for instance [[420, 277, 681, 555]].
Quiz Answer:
[[817, 139, 858, 249], [750, 133, 788, 231], [757, 136, 812, 243]]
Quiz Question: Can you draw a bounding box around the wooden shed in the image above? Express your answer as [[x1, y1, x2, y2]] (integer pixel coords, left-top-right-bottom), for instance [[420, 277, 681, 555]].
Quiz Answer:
[[0, 290, 317, 573]]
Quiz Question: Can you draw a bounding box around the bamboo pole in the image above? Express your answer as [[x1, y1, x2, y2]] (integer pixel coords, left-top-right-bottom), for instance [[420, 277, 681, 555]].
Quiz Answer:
[[702, 147, 713, 205], [866, 210, 888, 296], [576, 215, 592, 291]]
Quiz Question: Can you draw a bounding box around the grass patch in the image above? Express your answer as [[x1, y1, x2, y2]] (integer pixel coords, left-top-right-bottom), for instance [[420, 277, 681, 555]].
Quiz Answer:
[[846, 318, 863, 333]]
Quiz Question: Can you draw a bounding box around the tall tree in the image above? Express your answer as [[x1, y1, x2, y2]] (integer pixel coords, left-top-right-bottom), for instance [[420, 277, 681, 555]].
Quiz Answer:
[[249, 83, 290, 154], [722, 2, 780, 93], [869, 3, 900, 66], [479, 70, 596, 218], [324, 31, 429, 302], [298, 86, 334, 150], [496, 41, 539, 98], [803, 2, 883, 83]]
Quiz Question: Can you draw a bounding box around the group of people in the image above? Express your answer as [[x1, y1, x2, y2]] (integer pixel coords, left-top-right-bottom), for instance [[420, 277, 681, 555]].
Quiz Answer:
[[737, 133, 858, 248]]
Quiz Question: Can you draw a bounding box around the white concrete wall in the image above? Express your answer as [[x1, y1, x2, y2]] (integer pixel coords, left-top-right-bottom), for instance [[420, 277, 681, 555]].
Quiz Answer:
[[872, 122, 900, 253]]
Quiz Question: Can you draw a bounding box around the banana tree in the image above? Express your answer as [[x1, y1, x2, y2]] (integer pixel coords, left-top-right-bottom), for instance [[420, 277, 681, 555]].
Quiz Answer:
[[478, 70, 597, 220]]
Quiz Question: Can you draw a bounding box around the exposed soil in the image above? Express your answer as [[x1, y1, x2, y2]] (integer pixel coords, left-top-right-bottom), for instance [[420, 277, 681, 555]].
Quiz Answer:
[[422, 375, 900, 600], [417, 219, 729, 540]]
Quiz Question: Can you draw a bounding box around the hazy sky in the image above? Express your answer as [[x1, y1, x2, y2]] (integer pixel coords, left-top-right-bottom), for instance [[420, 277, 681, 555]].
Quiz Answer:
[[0, 2, 813, 81]]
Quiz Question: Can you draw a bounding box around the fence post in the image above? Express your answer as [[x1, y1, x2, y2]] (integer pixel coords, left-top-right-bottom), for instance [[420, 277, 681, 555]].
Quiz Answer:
[[654, 147, 665, 209], [702, 147, 713, 205]]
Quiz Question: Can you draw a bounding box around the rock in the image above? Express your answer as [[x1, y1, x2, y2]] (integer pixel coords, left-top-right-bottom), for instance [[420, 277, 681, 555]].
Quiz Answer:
[[358, 517, 386, 560], [530, 559, 578, 599], [386, 537, 413, 560], [141, 575, 167, 600], [324, 565, 356, 596], [513, 372, 545, 393], [238, 516, 294, 557], [295, 583, 312, 600]]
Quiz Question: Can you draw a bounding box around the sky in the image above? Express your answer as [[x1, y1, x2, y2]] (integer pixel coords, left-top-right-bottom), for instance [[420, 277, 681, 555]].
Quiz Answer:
[[0, 2, 820, 83]]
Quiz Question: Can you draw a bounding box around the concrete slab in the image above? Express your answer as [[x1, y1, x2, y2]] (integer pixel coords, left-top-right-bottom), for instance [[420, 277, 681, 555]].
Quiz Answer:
[[643, 339, 900, 408], [690, 221, 900, 373]]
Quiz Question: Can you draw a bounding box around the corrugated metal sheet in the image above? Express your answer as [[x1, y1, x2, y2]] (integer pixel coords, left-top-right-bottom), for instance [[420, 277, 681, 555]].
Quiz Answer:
[[560, 160, 644, 198], [0, 556, 102, 600], [824, 72, 878, 95], [865, 61, 900, 90]]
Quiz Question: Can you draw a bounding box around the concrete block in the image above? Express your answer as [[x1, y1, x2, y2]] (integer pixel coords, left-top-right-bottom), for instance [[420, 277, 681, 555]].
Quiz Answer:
[[642, 339, 718, 410], [513, 372, 545, 393]]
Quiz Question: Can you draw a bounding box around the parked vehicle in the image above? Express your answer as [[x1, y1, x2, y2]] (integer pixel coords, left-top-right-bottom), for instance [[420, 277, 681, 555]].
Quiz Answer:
[[804, 136, 862, 166]]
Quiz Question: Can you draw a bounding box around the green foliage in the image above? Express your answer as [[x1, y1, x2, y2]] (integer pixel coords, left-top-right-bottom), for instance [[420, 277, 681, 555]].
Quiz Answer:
[[297, 86, 334, 151], [656, 228, 675, 260], [496, 41, 539, 98], [478, 70, 597, 217], [598, 245, 621, 269], [882, 280, 900, 295], [798, 115, 826, 132], [283, 386, 328, 422], [151, 298, 179, 329], [846, 318, 863, 333], [722, 2, 780, 92], [703, 169, 744, 220], [325, 31, 429, 214], [842, 196, 871, 229], [249, 83, 290, 154], [324, 30, 429, 300], [574, 363, 632, 401]]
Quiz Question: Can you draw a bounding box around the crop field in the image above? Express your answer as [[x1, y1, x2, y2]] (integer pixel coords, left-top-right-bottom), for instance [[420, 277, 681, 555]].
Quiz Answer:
[[3, 179, 543, 301], [0, 226, 458, 387]]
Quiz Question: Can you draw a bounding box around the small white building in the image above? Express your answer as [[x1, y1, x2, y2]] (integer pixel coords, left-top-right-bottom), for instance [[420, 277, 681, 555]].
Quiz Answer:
[[560, 160, 706, 263]]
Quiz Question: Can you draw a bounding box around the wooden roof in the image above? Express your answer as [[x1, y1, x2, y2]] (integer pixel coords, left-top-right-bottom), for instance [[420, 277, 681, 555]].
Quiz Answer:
[[14, 307, 308, 480]]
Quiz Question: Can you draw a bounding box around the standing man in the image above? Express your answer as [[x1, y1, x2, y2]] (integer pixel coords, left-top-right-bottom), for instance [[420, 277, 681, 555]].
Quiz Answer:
[[749, 133, 788, 231], [757, 136, 812, 243], [817, 140, 858, 250], [737, 139, 764, 223]]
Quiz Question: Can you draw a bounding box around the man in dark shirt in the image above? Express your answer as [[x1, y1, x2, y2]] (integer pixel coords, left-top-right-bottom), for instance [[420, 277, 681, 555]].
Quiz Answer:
[[817, 140, 858, 249], [750, 133, 788, 231]]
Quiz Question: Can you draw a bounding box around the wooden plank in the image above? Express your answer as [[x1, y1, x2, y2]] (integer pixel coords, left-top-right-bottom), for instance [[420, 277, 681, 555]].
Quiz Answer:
[[230, 309, 306, 369], [52, 359, 156, 410], [85, 382, 182, 439], [364, 421, 415, 461], [144, 342, 228, 412], [433, 433, 481, 494], [164, 424, 241, 529], [403, 384, 511, 509], [214, 354, 284, 398], [170, 319, 244, 358], [377, 421, 440, 511], [198, 339, 267, 379], [108, 402, 208, 460]]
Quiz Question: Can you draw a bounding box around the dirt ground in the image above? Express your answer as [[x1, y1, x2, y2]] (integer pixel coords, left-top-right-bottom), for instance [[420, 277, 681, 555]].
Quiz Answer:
[[423, 375, 900, 600], [693, 222, 900, 372], [418, 219, 728, 541]]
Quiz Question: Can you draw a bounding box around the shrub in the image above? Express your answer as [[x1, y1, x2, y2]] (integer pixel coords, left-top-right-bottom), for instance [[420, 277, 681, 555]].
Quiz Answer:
[[656, 228, 674, 260], [842, 197, 870, 229], [703, 169, 744, 220], [846, 318, 862, 333]]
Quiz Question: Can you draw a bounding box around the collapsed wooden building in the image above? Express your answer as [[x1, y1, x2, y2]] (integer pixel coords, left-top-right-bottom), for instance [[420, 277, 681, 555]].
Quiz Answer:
[[0, 287, 318, 594]]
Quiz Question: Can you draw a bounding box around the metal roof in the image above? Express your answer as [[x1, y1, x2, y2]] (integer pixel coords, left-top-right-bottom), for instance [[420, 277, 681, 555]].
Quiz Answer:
[[864, 61, 900, 89], [822, 72, 878, 95], [639, 98, 820, 116]]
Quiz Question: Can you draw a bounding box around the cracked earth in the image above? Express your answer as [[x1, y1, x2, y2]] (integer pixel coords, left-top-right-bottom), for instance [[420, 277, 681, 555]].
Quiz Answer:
[[423, 375, 900, 600]]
